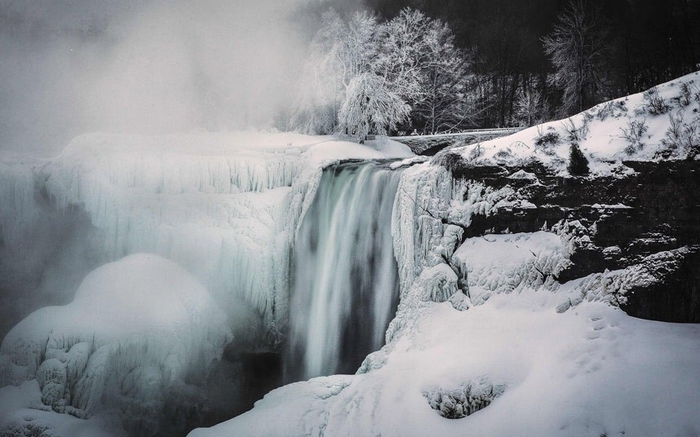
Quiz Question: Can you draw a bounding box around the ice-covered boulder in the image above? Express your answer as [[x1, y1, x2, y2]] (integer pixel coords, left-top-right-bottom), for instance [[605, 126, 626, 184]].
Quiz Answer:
[[0, 253, 232, 435]]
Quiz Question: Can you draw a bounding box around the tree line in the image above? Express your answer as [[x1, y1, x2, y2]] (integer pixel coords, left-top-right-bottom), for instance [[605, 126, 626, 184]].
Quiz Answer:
[[288, 0, 700, 139]]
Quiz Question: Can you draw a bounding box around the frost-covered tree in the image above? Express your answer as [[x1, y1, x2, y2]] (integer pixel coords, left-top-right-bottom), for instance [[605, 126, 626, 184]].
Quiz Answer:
[[291, 7, 473, 138], [512, 87, 548, 127], [412, 18, 471, 134], [376, 8, 430, 104], [337, 72, 410, 142], [289, 10, 346, 134], [290, 10, 381, 135], [378, 8, 472, 134], [543, 0, 610, 115]]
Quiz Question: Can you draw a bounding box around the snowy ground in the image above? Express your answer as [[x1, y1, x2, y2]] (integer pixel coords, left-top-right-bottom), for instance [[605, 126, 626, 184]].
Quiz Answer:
[[190, 293, 700, 437]]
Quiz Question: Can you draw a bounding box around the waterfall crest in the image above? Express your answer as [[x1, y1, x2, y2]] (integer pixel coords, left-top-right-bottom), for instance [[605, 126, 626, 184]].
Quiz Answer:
[[288, 161, 402, 380]]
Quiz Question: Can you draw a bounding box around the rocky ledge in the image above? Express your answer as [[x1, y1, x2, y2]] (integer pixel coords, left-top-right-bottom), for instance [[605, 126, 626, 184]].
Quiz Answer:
[[436, 153, 700, 323]]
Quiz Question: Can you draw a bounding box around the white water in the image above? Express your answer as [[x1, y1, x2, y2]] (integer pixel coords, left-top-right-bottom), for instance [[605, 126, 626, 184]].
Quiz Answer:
[[288, 162, 402, 380]]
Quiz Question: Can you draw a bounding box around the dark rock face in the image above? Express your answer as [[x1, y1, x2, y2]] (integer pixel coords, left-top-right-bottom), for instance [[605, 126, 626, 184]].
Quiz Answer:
[[620, 247, 700, 323], [439, 157, 700, 322]]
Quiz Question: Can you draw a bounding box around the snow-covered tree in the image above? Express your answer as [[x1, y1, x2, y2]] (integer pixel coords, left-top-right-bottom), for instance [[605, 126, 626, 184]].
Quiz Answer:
[[291, 7, 473, 138], [543, 0, 610, 115], [337, 72, 410, 142], [512, 87, 548, 127], [412, 18, 471, 134], [568, 143, 590, 176], [289, 10, 346, 134], [376, 8, 430, 104], [290, 10, 381, 135], [378, 8, 473, 134]]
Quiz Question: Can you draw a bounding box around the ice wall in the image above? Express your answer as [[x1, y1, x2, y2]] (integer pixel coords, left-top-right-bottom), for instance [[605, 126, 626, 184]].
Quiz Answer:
[[41, 133, 312, 332], [287, 162, 402, 380], [0, 155, 41, 256]]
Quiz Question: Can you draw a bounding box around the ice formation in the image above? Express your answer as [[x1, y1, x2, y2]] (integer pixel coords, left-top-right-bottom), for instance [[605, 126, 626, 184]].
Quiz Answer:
[[287, 161, 401, 380], [41, 133, 313, 331], [0, 155, 42, 256], [0, 132, 413, 435], [27, 132, 412, 335], [0, 254, 232, 435]]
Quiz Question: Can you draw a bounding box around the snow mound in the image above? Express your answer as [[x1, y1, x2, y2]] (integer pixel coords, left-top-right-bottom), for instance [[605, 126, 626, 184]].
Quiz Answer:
[[452, 71, 700, 174], [0, 254, 232, 435]]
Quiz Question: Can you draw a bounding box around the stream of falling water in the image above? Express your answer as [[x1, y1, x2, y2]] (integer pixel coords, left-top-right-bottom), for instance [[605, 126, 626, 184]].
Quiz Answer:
[[287, 161, 402, 381]]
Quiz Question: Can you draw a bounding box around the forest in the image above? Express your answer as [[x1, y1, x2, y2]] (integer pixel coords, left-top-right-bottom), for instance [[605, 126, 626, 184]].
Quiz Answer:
[[290, 0, 700, 137]]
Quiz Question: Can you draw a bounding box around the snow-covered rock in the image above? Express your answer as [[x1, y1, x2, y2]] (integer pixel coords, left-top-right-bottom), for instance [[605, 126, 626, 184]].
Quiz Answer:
[[1, 254, 232, 436]]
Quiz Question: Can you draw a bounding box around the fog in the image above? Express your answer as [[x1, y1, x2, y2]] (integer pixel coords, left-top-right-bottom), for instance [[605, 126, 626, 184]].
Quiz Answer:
[[0, 0, 335, 156]]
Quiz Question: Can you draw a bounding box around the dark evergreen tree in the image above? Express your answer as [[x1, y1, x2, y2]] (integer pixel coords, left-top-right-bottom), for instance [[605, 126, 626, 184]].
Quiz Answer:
[[568, 143, 590, 176]]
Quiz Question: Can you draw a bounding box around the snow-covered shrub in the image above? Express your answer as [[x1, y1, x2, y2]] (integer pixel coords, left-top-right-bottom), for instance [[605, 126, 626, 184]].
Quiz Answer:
[[562, 117, 589, 143], [534, 127, 561, 149], [659, 112, 700, 159], [620, 119, 648, 154], [424, 378, 506, 419], [493, 148, 515, 164], [594, 99, 627, 121], [643, 87, 670, 115], [671, 82, 693, 107]]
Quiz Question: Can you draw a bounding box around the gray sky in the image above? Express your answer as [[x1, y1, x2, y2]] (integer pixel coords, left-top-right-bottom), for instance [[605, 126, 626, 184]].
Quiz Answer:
[[0, 0, 320, 156]]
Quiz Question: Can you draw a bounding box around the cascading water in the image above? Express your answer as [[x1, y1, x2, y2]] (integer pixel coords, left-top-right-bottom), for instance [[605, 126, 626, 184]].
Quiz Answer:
[[287, 161, 402, 381]]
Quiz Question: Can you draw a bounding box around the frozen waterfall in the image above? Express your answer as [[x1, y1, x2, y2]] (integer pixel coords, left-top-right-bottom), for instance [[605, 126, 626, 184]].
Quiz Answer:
[[287, 162, 402, 380]]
